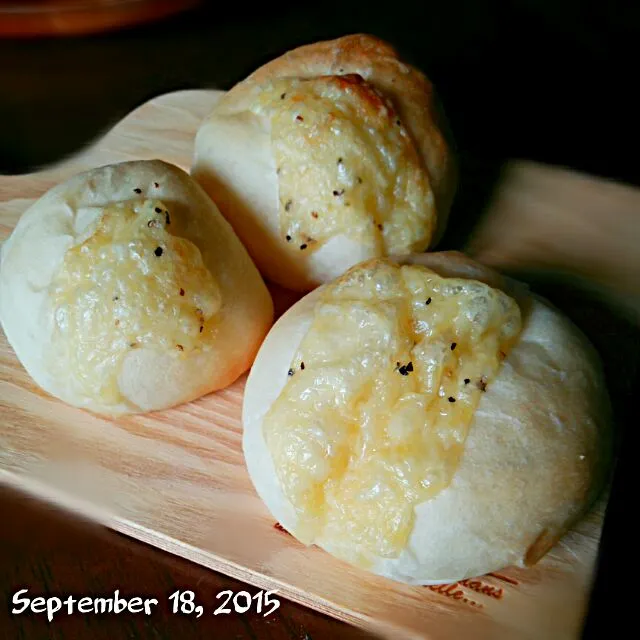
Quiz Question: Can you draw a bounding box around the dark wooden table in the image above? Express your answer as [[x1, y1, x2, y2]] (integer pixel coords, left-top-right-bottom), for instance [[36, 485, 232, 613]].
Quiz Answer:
[[0, 2, 637, 638]]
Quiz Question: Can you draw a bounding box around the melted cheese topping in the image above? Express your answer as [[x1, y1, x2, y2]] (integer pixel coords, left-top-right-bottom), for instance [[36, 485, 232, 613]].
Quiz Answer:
[[263, 260, 522, 566], [252, 74, 435, 255], [48, 199, 221, 407]]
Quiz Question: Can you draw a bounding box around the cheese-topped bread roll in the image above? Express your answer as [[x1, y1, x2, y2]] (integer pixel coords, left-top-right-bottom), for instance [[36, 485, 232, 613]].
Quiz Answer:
[[243, 253, 611, 584], [192, 34, 457, 292], [0, 160, 274, 416]]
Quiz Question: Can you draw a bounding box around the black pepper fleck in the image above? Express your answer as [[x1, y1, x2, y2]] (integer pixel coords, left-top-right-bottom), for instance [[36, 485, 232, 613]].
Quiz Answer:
[[130, 342, 138, 348], [337, 157, 343, 164], [176, 344, 184, 351], [154, 182, 159, 188], [288, 369, 294, 376], [134, 188, 142, 194], [377, 223, 383, 231], [286, 235, 292, 242], [284, 199, 293, 212], [281, 93, 286, 99], [200, 326, 204, 333], [300, 243, 308, 250], [332, 189, 345, 197], [311, 211, 318, 219], [179, 288, 185, 296], [397, 361, 414, 376], [451, 342, 457, 351], [113, 296, 119, 301], [165, 212, 171, 225], [464, 378, 470, 384], [448, 396, 456, 403], [425, 297, 432, 305], [154, 247, 163, 257], [155, 207, 162, 213], [396, 119, 401, 126], [296, 114, 304, 122], [357, 176, 363, 184], [300, 362, 305, 370]]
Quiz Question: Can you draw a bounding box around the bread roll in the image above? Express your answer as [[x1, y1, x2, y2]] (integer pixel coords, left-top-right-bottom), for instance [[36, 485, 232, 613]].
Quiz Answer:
[[192, 34, 457, 292], [243, 253, 611, 584], [0, 160, 274, 416]]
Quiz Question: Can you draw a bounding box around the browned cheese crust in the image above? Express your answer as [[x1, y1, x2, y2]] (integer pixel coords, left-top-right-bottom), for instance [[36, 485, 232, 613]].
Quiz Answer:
[[215, 34, 457, 231]]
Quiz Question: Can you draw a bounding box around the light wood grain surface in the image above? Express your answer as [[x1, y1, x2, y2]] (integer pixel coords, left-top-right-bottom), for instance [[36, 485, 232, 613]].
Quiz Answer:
[[0, 483, 373, 640], [0, 89, 606, 640]]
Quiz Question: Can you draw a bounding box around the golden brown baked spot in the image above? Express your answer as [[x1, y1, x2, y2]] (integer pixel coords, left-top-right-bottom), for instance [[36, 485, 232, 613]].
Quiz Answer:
[[263, 260, 522, 566], [48, 199, 221, 407], [253, 75, 435, 255]]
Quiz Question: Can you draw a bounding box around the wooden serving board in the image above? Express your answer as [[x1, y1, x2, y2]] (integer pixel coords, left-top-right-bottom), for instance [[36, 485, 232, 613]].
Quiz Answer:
[[0, 90, 605, 640]]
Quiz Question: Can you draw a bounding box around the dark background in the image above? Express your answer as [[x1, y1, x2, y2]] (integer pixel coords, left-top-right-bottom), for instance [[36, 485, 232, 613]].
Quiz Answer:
[[1, 0, 636, 636]]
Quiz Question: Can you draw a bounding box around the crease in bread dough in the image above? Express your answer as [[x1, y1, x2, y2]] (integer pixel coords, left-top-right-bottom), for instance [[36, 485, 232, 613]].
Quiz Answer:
[[262, 260, 522, 567], [47, 198, 221, 408]]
